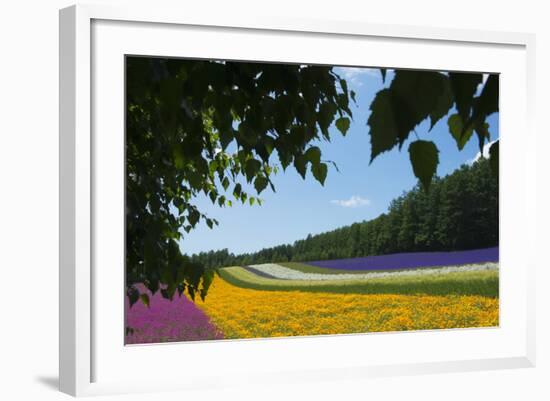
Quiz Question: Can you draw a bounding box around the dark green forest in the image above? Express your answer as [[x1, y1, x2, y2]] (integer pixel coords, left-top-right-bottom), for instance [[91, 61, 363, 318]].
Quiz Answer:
[[190, 157, 498, 268]]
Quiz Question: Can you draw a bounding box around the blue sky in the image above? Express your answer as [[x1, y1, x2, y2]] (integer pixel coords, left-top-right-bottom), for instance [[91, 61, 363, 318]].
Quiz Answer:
[[179, 67, 499, 255]]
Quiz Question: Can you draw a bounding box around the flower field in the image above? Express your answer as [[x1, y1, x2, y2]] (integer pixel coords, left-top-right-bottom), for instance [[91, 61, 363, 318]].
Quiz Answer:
[[194, 276, 498, 339], [247, 262, 498, 281], [125, 259, 499, 344], [307, 247, 499, 271], [125, 285, 223, 344]]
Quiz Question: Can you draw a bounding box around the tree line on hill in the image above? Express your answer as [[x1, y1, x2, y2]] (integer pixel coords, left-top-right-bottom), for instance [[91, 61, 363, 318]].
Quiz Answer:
[[189, 157, 498, 268]]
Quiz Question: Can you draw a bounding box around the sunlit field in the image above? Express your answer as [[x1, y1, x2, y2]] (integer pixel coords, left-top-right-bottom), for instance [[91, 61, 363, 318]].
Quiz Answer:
[[126, 257, 499, 343], [194, 273, 498, 339]]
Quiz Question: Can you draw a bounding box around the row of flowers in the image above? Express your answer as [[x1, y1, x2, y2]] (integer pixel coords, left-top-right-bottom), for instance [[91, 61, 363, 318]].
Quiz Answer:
[[247, 262, 499, 281], [195, 277, 499, 339], [125, 285, 224, 344]]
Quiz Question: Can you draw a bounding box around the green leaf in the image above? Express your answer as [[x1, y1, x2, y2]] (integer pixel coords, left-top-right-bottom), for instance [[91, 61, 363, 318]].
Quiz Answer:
[[471, 74, 499, 124], [254, 176, 268, 194], [367, 89, 400, 161], [244, 158, 261, 182], [408, 140, 439, 191], [317, 102, 337, 138], [221, 176, 230, 191], [474, 121, 491, 153], [139, 293, 150, 307], [474, 121, 490, 140], [145, 279, 159, 295], [293, 154, 307, 179], [233, 183, 242, 198], [311, 162, 328, 185], [236, 150, 248, 167], [186, 170, 202, 190], [448, 114, 474, 151], [199, 269, 216, 301], [449, 72, 483, 123], [380, 68, 387, 82], [304, 146, 321, 165], [489, 140, 499, 176], [127, 287, 139, 307], [339, 78, 348, 95], [429, 78, 453, 129], [335, 117, 350, 136], [172, 145, 185, 169], [336, 94, 352, 117], [187, 209, 200, 227], [187, 287, 195, 301]]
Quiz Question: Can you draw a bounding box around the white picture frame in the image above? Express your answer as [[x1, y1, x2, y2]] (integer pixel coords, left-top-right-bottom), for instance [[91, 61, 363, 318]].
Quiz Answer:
[[59, 3, 536, 397]]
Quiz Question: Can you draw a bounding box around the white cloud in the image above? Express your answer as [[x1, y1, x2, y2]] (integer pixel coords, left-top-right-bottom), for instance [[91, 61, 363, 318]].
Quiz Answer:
[[336, 67, 380, 86], [330, 195, 371, 208], [469, 139, 497, 165]]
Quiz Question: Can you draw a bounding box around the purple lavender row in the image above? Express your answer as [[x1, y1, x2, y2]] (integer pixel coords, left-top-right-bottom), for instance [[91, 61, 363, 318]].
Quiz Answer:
[[125, 285, 223, 344], [306, 246, 499, 271]]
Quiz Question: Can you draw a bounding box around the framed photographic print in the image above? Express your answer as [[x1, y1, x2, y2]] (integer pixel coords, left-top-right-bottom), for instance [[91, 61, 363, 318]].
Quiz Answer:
[[59, 4, 536, 397]]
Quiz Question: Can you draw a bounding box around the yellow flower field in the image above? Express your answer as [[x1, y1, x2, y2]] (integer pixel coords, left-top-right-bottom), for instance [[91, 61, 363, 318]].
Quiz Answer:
[[195, 276, 499, 339]]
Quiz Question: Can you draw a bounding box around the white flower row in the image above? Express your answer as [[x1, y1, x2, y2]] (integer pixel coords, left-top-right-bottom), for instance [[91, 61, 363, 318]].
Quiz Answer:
[[247, 262, 499, 281]]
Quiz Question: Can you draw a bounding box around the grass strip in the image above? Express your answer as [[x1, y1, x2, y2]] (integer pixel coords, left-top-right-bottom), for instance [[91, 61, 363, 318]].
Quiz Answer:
[[279, 261, 375, 274], [218, 266, 499, 298]]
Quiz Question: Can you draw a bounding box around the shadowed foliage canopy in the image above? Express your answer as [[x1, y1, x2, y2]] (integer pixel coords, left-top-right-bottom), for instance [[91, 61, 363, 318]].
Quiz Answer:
[[126, 57, 499, 306]]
